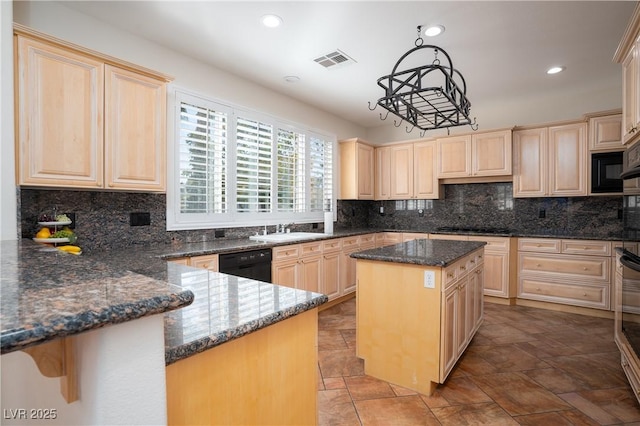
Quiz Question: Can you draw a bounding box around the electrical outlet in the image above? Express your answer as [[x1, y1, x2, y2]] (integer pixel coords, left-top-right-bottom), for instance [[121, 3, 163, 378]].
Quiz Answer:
[[64, 212, 76, 229], [130, 212, 151, 226], [538, 209, 546, 219], [424, 270, 435, 289], [418, 209, 424, 217], [214, 229, 225, 238]]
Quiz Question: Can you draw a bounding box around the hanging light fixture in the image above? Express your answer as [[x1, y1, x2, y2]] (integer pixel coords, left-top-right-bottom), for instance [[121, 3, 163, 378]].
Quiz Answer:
[[369, 26, 477, 135]]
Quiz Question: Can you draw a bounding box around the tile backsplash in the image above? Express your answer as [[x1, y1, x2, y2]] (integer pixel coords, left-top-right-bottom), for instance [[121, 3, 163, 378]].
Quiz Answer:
[[20, 182, 623, 252]]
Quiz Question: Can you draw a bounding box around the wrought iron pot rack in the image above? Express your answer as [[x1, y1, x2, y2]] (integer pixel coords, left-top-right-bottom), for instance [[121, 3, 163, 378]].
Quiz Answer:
[[369, 26, 477, 136]]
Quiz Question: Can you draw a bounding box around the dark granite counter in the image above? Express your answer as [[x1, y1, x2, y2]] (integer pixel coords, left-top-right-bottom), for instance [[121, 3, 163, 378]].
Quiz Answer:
[[0, 239, 194, 355], [351, 239, 486, 267], [1, 239, 328, 366]]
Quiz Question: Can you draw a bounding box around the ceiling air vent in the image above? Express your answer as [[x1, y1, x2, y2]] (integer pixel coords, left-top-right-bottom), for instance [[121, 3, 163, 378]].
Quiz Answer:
[[314, 49, 356, 70]]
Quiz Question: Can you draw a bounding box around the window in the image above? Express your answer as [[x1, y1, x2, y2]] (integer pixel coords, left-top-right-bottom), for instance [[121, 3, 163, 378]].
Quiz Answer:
[[169, 91, 336, 230]]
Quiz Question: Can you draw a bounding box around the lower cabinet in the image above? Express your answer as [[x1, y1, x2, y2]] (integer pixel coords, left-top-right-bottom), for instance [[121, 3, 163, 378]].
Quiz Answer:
[[357, 247, 484, 396], [272, 234, 377, 300], [167, 254, 219, 271], [517, 238, 611, 310], [441, 250, 484, 380]]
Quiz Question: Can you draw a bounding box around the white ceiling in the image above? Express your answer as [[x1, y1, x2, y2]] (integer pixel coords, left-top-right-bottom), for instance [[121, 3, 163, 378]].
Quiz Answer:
[[59, 1, 636, 130]]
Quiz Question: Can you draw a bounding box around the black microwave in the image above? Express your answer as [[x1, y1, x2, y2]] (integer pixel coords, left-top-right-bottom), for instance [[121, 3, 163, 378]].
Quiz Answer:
[[591, 151, 623, 193]]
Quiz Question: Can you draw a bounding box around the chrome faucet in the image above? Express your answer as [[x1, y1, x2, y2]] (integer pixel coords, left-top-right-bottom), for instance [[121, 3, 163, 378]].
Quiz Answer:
[[278, 223, 292, 233]]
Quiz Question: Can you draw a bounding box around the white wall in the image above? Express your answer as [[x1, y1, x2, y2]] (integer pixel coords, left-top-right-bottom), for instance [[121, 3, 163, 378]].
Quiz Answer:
[[1, 1, 17, 240], [1, 315, 167, 426]]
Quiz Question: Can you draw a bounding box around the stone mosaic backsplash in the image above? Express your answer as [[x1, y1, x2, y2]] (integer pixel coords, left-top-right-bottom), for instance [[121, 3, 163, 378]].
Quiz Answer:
[[20, 182, 623, 252]]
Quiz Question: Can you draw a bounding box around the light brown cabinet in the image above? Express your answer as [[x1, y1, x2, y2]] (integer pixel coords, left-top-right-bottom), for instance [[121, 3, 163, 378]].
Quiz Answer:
[[517, 238, 611, 310], [589, 113, 623, 152], [356, 246, 484, 396], [513, 122, 587, 197], [339, 139, 375, 200], [272, 242, 323, 292], [167, 254, 219, 271], [614, 4, 640, 145], [436, 130, 512, 179], [375, 232, 403, 247], [375, 140, 440, 200], [15, 29, 170, 192]]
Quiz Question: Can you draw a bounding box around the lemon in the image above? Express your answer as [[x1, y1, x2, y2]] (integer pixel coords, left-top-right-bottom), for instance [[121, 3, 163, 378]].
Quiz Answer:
[[36, 228, 51, 238]]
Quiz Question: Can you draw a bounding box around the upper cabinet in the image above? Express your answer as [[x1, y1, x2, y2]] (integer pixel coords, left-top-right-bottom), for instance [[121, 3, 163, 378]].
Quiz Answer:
[[339, 138, 374, 200], [513, 122, 587, 198], [374, 140, 440, 200], [436, 130, 512, 179], [14, 26, 171, 192], [588, 112, 623, 152], [614, 4, 640, 146]]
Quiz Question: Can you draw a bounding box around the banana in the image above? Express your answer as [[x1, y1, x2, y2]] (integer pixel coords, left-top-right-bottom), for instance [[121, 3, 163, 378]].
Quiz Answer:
[[57, 245, 82, 254]]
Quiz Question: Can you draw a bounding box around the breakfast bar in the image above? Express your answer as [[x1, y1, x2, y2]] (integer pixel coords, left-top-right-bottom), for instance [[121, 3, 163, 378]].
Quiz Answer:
[[352, 239, 486, 396]]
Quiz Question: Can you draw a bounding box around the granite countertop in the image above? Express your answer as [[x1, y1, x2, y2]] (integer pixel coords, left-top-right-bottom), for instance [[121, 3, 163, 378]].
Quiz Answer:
[[0, 240, 194, 355], [351, 239, 486, 267], [87, 248, 328, 365]]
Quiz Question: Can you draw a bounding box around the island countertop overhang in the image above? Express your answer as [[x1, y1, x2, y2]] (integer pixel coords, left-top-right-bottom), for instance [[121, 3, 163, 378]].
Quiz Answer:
[[351, 239, 486, 266]]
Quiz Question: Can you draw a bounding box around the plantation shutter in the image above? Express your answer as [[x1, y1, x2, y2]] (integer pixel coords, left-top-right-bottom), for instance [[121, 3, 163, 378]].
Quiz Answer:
[[235, 116, 273, 213], [309, 135, 333, 212], [277, 129, 306, 212], [178, 101, 227, 214]]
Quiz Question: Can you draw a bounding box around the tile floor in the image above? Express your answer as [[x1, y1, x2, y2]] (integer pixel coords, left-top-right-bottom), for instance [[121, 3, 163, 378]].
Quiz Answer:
[[317, 297, 640, 425]]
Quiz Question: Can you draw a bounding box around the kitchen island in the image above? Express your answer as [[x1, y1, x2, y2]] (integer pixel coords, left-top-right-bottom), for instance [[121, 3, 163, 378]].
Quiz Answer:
[[0, 239, 327, 426], [352, 239, 485, 396]]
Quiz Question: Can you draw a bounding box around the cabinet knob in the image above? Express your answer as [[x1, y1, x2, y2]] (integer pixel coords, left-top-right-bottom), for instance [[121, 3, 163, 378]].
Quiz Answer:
[[447, 273, 454, 278], [583, 267, 588, 271], [536, 287, 541, 291], [583, 292, 587, 296], [536, 244, 542, 247], [470, 260, 475, 264], [460, 266, 466, 271], [203, 264, 209, 268], [536, 263, 541, 267]]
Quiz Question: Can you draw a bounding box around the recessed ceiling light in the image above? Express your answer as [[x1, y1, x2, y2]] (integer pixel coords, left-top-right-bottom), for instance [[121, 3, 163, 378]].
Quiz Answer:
[[283, 75, 300, 83], [547, 66, 565, 75], [261, 14, 282, 28], [424, 25, 445, 37]]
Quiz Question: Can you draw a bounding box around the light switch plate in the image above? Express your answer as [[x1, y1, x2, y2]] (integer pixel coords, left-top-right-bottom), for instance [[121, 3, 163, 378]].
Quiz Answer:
[[424, 270, 435, 289]]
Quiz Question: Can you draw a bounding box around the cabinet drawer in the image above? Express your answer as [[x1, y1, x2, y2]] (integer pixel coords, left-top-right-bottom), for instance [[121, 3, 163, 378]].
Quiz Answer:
[[518, 277, 609, 310], [342, 236, 359, 249], [322, 238, 342, 252], [621, 351, 640, 399], [299, 241, 322, 257], [468, 236, 509, 251], [468, 250, 484, 269], [272, 245, 300, 261], [519, 253, 610, 282], [359, 234, 376, 245], [189, 254, 219, 271], [561, 240, 611, 256], [518, 238, 561, 253]]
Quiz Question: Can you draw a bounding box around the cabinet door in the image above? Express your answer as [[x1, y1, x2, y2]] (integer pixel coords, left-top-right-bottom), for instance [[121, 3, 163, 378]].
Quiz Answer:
[[374, 147, 391, 200], [413, 141, 440, 199], [456, 280, 468, 356], [341, 248, 358, 294], [272, 260, 299, 289], [16, 36, 104, 188], [321, 251, 341, 300], [589, 114, 623, 151], [390, 144, 414, 199], [105, 65, 166, 191], [357, 143, 375, 199], [437, 135, 472, 178], [469, 265, 484, 334], [513, 128, 547, 197], [441, 283, 458, 380], [622, 42, 639, 145], [481, 251, 508, 298], [472, 130, 512, 176], [548, 122, 587, 196], [299, 256, 322, 292]]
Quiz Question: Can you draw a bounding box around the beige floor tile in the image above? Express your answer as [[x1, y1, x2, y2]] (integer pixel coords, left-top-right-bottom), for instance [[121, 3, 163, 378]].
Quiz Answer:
[[355, 395, 439, 426], [471, 372, 571, 416], [431, 402, 519, 425], [560, 388, 640, 424], [318, 389, 361, 426], [345, 375, 395, 401]]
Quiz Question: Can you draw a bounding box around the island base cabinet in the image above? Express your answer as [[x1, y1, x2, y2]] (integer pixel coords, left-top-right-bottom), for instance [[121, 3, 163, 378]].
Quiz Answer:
[[357, 261, 443, 396], [166, 309, 319, 426]]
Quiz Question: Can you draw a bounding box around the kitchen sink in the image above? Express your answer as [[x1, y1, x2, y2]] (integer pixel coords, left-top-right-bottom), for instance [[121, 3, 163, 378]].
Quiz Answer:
[[249, 232, 328, 243]]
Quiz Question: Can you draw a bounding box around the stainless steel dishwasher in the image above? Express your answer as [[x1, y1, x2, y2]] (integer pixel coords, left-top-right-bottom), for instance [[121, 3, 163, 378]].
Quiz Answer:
[[218, 248, 272, 282]]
